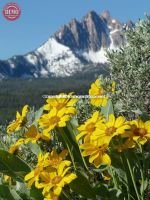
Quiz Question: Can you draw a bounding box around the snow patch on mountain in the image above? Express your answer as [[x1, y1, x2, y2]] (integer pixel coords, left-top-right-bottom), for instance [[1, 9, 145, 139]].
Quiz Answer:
[[36, 38, 83, 77], [25, 54, 38, 65], [82, 49, 107, 63], [8, 60, 15, 69], [37, 38, 69, 59]]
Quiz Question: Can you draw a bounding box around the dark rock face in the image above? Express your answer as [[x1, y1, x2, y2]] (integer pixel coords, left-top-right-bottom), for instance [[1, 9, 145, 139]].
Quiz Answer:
[[0, 10, 134, 78], [83, 11, 110, 50], [54, 10, 132, 53], [55, 11, 111, 51]]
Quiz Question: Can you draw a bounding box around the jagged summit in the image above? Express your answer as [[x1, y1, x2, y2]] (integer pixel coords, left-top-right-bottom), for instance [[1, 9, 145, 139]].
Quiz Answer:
[[54, 10, 125, 52], [101, 10, 111, 20], [0, 10, 134, 78]]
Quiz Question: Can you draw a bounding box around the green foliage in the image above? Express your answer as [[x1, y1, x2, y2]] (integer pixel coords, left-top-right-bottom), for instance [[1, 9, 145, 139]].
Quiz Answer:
[[0, 150, 30, 182], [107, 15, 150, 118], [101, 99, 114, 120]]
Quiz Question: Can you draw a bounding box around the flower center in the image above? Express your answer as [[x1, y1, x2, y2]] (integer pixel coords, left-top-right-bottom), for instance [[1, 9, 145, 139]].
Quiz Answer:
[[86, 123, 95, 132], [98, 88, 104, 95], [105, 127, 116, 136], [52, 176, 62, 184], [99, 145, 107, 154], [56, 103, 66, 110], [50, 158, 61, 167], [134, 128, 147, 137], [50, 116, 59, 124]]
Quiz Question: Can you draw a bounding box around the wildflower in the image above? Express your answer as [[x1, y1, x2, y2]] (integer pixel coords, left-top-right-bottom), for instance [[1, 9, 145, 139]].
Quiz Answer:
[[44, 93, 77, 115], [129, 119, 150, 145], [7, 105, 28, 134], [24, 125, 50, 144], [24, 125, 41, 144], [25, 167, 42, 188], [80, 142, 111, 168], [24, 150, 70, 188], [40, 130, 51, 141], [25, 150, 76, 199], [3, 175, 12, 184], [116, 138, 135, 152], [76, 111, 104, 142], [38, 108, 70, 132], [47, 150, 69, 169], [91, 114, 130, 145], [36, 162, 77, 199], [24, 153, 49, 187], [8, 138, 25, 154], [102, 171, 111, 181], [89, 79, 108, 107]]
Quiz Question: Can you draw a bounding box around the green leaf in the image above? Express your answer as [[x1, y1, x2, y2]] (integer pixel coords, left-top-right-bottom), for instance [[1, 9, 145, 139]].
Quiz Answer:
[[101, 99, 114, 120], [30, 185, 43, 200], [0, 185, 22, 200], [58, 126, 88, 170], [16, 182, 30, 200], [94, 183, 119, 199], [34, 107, 43, 121], [60, 190, 71, 200], [70, 171, 96, 199], [27, 142, 41, 156], [0, 150, 31, 181]]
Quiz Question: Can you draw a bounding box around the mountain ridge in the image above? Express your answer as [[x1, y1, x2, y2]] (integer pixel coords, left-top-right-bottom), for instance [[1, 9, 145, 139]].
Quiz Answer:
[[0, 10, 134, 78]]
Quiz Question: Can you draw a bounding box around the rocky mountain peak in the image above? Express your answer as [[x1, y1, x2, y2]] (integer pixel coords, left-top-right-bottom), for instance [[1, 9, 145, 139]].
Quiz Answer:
[[84, 10, 99, 20], [0, 10, 134, 78], [101, 10, 111, 22]]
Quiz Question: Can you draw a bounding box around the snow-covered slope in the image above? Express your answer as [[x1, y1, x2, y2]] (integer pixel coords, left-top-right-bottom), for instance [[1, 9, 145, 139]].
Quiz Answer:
[[0, 10, 133, 78], [36, 38, 83, 77]]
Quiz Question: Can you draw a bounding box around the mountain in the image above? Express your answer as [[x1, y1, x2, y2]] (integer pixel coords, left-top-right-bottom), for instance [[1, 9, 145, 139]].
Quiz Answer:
[[0, 11, 134, 78]]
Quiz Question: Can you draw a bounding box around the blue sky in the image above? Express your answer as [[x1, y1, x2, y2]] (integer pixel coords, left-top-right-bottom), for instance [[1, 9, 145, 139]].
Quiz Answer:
[[0, 0, 149, 59]]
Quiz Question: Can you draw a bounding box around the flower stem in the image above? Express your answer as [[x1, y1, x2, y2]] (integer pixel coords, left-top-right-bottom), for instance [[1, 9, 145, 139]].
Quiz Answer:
[[126, 157, 141, 200], [109, 166, 118, 189]]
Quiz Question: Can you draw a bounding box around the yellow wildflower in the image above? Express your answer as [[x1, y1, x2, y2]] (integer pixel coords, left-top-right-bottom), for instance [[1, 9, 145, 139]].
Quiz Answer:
[[91, 114, 130, 145], [7, 105, 28, 134], [44, 192, 58, 200], [24, 125, 41, 144], [38, 108, 70, 132], [40, 130, 51, 141], [129, 119, 150, 145], [25, 167, 42, 188], [46, 150, 69, 169], [76, 111, 104, 142], [89, 79, 108, 107], [24, 150, 70, 189], [9, 138, 25, 154], [36, 162, 77, 199], [116, 138, 135, 152], [24, 153, 49, 187], [24, 125, 50, 144], [102, 171, 111, 181], [80, 142, 111, 168], [3, 175, 12, 184], [44, 93, 77, 115]]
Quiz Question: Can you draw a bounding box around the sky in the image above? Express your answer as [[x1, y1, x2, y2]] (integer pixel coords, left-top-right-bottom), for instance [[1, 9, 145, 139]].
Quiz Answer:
[[0, 0, 149, 60]]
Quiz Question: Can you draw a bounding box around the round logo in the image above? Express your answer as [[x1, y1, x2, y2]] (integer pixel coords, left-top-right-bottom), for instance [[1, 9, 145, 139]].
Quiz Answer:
[[3, 2, 21, 21]]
